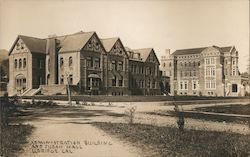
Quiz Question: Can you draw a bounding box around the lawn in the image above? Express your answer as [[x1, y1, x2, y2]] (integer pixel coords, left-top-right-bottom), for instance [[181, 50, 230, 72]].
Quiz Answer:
[[0, 97, 34, 157], [93, 122, 250, 157], [195, 104, 250, 115]]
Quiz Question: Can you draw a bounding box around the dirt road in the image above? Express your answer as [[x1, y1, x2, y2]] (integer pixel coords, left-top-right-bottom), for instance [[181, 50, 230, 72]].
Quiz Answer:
[[19, 117, 141, 157]]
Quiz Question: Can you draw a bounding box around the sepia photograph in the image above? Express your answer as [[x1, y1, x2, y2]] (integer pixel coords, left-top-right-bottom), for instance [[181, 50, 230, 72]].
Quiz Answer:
[[0, 0, 249, 156]]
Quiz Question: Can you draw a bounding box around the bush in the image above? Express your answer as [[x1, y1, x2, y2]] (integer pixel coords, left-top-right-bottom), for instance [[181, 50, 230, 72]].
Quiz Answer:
[[124, 106, 136, 124]]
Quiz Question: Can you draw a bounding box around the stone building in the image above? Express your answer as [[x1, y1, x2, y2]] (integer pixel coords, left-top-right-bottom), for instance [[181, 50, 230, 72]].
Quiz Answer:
[[8, 31, 161, 96], [161, 46, 243, 97]]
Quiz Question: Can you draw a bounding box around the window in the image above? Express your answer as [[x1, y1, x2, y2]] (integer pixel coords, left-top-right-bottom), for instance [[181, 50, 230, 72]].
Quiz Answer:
[[152, 80, 155, 89], [180, 62, 183, 66], [94, 58, 100, 68], [184, 81, 188, 90], [23, 58, 26, 68], [193, 62, 196, 67], [179, 81, 188, 90], [193, 70, 196, 76], [48, 58, 50, 72], [112, 76, 116, 86], [169, 70, 172, 76], [19, 59, 22, 68], [163, 63, 166, 67], [14, 59, 18, 69], [205, 80, 216, 89], [60, 57, 64, 67], [198, 62, 200, 66], [147, 79, 151, 88], [192, 80, 197, 90], [180, 71, 182, 77], [60, 75, 64, 84], [232, 84, 237, 92], [184, 62, 187, 67], [119, 77, 123, 86], [69, 75, 73, 84], [112, 61, 117, 70], [118, 61, 123, 71], [169, 62, 171, 67], [69, 57, 73, 66], [232, 68, 236, 76], [87, 57, 93, 67]]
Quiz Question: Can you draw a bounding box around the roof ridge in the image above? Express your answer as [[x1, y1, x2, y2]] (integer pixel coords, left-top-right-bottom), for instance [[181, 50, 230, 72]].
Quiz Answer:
[[45, 31, 95, 39], [18, 35, 45, 40], [101, 37, 119, 40], [133, 48, 153, 50]]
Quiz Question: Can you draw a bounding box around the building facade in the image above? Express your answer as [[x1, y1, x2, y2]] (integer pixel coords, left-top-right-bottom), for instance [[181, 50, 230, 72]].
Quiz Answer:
[[8, 31, 161, 96], [161, 46, 244, 97]]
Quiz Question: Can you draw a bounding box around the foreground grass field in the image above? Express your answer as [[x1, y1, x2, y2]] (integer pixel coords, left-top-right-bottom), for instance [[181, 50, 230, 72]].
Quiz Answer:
[[195, 104, 250, 115], [93, 122, 250, 157], [0, 97, 34, 157]]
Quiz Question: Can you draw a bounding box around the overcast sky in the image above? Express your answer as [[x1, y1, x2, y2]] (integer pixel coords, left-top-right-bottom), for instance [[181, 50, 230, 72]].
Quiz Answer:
[[0, 0, 249, 72]]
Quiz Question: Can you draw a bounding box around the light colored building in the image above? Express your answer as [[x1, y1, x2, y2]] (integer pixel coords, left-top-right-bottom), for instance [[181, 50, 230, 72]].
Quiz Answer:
[[8, 31, 161, 96], [164, 46, 243, 97]]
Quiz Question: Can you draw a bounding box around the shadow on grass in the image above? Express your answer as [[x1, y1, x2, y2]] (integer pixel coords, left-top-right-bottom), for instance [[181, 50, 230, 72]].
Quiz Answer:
[[93, 122, 250, 157], [147, 111, 250, 124], [195, 104, 250, 115]]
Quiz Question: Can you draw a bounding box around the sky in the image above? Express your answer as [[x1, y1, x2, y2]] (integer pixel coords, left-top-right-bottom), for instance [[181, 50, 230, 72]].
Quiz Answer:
[[0, 0, 249, 72]]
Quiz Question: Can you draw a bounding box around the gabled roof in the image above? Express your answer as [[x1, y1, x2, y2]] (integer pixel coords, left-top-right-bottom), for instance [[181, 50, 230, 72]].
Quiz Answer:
[[220, 46, 233, 52], [9, 35, 46, 54], [172, 46, 234, 56], [58, 31, 95, 52], [171, 47, 207, 56], [132, 48, 153, 62], [101, 38, 119, 52]]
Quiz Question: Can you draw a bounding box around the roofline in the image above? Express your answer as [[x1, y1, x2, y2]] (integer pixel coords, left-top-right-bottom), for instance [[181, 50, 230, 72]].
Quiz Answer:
[[45, 31, 96, 39]]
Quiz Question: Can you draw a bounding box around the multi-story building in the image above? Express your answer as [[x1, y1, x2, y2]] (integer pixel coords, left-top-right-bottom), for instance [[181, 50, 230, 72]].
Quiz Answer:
[[162, 45, 244, 97], [126, 48, 161, 95], [8, 31, 161, 96]]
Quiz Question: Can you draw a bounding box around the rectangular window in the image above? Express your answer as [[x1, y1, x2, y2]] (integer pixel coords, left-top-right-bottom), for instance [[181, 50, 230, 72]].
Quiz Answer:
[[94, 58, 100, 68], [87, 57, 93, 67], [232, 84, 237, 92], [119, 77, 123, 87], [112, 76, 116, 86], [118, 61, 123, 71], [112, 61, 117, 70], [192, 80, 197, 90]]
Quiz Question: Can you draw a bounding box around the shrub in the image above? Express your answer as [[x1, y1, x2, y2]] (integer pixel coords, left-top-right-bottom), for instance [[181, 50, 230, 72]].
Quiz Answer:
[[124, 106, 136, 124], [174, 104, 185, 131]]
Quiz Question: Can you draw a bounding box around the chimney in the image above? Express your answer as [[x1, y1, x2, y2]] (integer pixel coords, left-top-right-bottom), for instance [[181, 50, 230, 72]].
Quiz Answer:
[[165, 49, 170, 59]]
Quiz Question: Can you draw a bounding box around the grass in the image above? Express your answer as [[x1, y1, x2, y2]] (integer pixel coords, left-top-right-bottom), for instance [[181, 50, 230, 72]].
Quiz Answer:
[[1, 124, 33, 157], [195, 104, 250, 115], [147, 111, 250, 124], [93, 122, 250, 157], [0, 97, 34, 157]]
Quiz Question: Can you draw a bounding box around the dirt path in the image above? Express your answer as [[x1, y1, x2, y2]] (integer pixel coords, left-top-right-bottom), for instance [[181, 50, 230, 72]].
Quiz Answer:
[[19, 117, 141, 157]]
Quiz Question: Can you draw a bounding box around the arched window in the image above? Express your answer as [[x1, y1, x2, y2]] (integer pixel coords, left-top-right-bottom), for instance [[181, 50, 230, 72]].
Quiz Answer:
[[69, 75, 73, 84], [19, 59, 22, 68], [23, 58, 26, 68], [184, 62, 187, 67], [198, 62, 200, 66], [14, 59, 18, 69], [60, 75, 64, 84], [60, 57, 64, 67], [69, 57, 73, 66]]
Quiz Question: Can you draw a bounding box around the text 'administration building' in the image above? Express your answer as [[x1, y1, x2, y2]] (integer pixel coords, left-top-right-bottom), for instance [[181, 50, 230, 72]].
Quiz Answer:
[[162, 46, 244, 97], [8, 31, 161, 96]]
